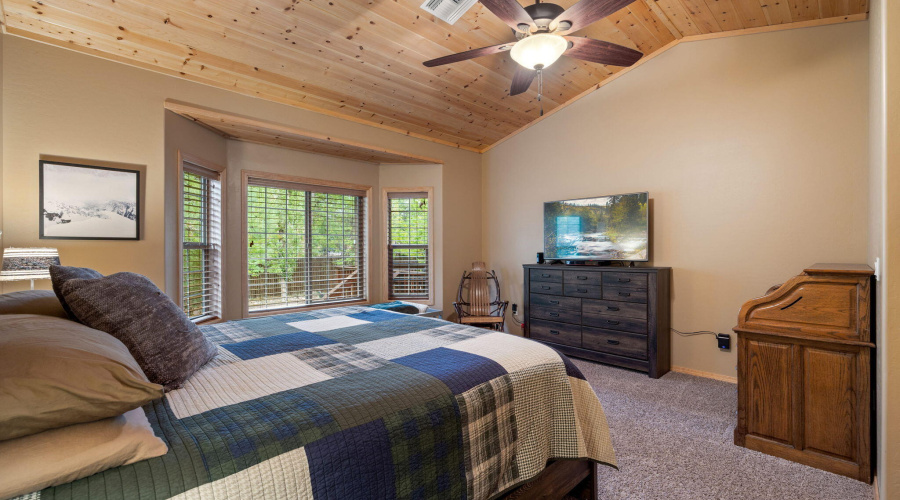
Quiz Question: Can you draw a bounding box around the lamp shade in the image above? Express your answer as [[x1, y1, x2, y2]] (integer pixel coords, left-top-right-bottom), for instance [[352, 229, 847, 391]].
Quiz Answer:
[[0, 247, 60, 282], [510, 34, 568, 70]]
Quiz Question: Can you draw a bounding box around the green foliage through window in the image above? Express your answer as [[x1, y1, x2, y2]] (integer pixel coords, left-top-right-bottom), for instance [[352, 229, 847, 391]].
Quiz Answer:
[[387, 194, 429, 300], [182, 169, 221, 320], [247, 182, 366, 312]]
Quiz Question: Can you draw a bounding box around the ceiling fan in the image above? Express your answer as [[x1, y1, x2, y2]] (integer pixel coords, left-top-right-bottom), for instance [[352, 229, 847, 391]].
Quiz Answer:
[[423, 0, 643, 111]]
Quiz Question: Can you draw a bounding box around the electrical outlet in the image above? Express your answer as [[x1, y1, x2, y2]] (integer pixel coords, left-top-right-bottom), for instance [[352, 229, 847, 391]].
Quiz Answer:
[[511, 303, 518, 315], [716, 333, 731, 351]]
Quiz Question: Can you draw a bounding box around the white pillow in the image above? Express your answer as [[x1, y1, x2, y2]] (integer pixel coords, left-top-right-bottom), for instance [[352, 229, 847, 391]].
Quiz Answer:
[[399, 301, 429, 313], [0, 408, 168, 499]]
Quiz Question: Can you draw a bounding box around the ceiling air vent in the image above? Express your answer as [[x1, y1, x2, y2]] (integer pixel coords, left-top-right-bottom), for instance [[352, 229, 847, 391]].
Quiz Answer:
[[420, 0, 479, 25]]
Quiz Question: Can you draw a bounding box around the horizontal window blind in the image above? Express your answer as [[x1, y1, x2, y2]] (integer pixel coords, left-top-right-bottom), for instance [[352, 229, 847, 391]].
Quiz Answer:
[[387, 192, 429, 300], [247, 176, 367, 312], [182, 163, 222, 321]]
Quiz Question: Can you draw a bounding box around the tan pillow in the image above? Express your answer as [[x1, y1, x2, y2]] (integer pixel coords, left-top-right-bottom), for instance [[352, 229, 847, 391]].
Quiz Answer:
[[0, 289, 67, 318], [0, 314, 164, 440], [0, 407, 168, 499]]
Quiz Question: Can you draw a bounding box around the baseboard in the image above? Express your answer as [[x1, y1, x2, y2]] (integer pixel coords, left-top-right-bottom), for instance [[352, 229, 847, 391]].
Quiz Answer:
[[671, 366, 737, 384], [873, 474, 879, 500]]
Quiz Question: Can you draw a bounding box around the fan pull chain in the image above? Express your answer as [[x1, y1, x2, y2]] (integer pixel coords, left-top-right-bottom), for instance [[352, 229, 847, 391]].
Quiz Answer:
[[538, 69, 544, 116]]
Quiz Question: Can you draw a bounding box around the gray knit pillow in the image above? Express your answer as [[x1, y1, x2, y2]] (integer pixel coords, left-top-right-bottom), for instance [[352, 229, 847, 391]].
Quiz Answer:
[[49, 265, 103, 321], [60, 272, 217, 391]]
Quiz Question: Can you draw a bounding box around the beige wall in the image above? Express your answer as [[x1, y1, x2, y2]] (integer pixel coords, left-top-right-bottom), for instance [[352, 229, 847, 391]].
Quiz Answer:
[[0, 35, 482, 317], [482, 22, 870, 378], [379, 163, 444, 309]]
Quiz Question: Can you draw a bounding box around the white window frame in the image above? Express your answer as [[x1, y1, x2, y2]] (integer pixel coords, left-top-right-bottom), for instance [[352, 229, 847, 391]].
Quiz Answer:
[[177, 152, 226, 323], [382, 187, 434, 306], [241, 170, 372, 317]]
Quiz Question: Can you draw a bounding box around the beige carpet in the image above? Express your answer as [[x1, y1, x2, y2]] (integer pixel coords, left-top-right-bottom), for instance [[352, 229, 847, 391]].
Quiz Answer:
[[573, 359, 873, 500]]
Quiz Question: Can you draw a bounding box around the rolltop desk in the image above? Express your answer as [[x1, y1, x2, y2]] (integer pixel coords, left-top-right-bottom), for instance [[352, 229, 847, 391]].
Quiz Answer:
[[733, 263, 874, 482]]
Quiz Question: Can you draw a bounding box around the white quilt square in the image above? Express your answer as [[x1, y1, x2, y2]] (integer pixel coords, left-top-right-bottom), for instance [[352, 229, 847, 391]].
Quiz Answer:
[[287, 315, 370, 332], [355, 331, 454, 359], [167, 353, 332, 418]]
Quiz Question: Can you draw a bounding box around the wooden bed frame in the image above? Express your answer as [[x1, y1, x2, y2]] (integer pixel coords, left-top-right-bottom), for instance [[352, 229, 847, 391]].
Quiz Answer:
[[500, 460, 599, 500]]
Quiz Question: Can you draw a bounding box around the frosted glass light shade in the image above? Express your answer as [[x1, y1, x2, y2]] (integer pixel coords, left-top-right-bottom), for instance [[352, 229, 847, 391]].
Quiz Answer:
[[510, 34, 568, 70]]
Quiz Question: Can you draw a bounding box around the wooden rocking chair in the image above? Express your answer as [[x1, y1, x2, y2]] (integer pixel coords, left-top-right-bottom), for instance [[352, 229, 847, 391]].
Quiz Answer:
[[453, 262, 508, 331]]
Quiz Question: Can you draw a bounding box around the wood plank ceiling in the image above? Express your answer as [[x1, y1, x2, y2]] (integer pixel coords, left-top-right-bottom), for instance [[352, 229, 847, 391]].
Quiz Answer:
[[1, 0, 868, 152]]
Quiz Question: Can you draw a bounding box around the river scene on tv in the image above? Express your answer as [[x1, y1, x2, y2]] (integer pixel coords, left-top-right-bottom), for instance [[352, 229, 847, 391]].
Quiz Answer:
[[544, 193, 649, 261]]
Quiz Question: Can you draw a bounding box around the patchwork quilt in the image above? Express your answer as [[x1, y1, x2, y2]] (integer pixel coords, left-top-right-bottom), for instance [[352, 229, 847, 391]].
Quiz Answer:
[[23, 307, 616, 500]]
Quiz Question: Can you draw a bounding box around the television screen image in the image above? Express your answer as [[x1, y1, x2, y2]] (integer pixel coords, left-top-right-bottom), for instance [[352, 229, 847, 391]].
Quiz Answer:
[[543, 192, 649, 261]]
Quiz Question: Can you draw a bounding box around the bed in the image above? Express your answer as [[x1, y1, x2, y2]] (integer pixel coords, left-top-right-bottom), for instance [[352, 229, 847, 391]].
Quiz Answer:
[[21, 306, 616, 499]]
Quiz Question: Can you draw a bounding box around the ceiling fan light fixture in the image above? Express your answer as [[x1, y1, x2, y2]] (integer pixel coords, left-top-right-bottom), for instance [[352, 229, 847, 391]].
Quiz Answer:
[[510, 34, 567, 70]]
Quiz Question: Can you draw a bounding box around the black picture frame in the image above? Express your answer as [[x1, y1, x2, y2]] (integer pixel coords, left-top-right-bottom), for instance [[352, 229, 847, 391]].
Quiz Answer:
[[39, 160, 141, 240]]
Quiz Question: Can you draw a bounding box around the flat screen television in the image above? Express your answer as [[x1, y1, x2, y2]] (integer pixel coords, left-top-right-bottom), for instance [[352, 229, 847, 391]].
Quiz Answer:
[[543, 192, 649, 262]]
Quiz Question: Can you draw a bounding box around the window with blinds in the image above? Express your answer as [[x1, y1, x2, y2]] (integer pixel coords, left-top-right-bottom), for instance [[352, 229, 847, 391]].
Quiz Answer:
[[387, 191, 430, 301], [246, 176, 367, 312], [181, 162, 222, 321]]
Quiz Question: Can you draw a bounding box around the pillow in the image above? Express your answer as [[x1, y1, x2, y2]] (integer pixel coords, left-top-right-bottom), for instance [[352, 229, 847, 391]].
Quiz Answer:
[[49, 265, 103, 321], [0, 407, 168, 499], [0, 314, 163, 440], [0, 289, 67, 318], [61, 272, 218, 391], [370, 301, 421, 314]]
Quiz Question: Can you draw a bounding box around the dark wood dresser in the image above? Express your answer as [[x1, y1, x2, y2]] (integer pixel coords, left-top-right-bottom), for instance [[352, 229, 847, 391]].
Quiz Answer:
[[733, 263, 874, 482], [522, 264, 671, 378]]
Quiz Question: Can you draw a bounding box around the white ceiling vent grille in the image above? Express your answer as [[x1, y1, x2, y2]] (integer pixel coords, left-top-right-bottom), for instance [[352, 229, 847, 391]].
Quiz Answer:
[[420, 0, 479, 25]]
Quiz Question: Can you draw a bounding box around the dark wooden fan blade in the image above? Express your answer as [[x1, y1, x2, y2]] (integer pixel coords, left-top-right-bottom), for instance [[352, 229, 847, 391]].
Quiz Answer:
[[423, 43, 513, 67], [480, 0, 536, 32], [552, 0, 636, 34], [564, 37, 643, 66], [510, 67, 536, 96]]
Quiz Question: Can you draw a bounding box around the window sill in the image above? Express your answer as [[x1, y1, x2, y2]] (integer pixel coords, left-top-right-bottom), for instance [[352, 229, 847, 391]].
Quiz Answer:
[[245, 299, 370, 318], [193, 315, 223, 325]]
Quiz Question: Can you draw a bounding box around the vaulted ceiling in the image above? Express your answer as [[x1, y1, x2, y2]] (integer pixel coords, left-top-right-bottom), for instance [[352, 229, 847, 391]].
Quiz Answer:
[[1, 0, 867, 152]]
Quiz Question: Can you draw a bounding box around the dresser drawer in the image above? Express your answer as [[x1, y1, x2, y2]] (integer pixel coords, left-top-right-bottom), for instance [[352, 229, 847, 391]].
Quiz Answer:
[[530, 281, 563, 295], [582, 312, 647, 334], [530, 269, 563, 283], [603, 286, 648, 303], [530, 293, 581, 311], [530, 319, 581, 347], [531, 305, 581, 324], [583, 327, 647, 360], [602, 272, 648, 289], [564, 284, 602, 299], [564, 270, 603, 286], [583, 299, 647, 320]]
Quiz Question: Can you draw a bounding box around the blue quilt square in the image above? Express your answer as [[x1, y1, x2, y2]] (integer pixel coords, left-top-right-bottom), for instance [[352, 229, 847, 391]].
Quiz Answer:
[[306, 419, 395, 499], [223, 331, 337, 360], [393, 348, 508, 395]]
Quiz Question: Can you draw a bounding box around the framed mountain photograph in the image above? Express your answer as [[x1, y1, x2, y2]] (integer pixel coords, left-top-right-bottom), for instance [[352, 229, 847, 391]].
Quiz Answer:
[[39, 161, 140, 240]]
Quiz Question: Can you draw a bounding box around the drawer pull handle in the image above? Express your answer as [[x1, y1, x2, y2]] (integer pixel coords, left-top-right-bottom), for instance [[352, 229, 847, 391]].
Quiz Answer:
[[549, 313, 559, 317], [542, 286, 551, 290], [550, 330, 560, 335], [607, 340, 620, 345], [607, 320, 620, 325], [781, 296, 803, 310], [550, 300, 559, 305], [541, 274, 551, 278], [577, 288, 588, 293], [617, 278, 631, 283], [577, 276, 588, 280], [618, 292, 631, 297], [607, 306, 620, 311]]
